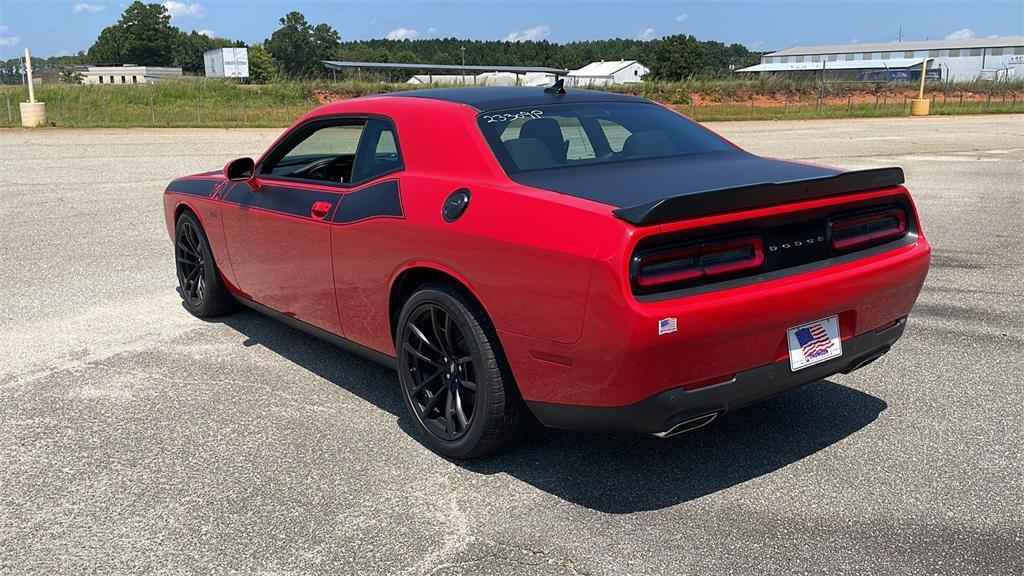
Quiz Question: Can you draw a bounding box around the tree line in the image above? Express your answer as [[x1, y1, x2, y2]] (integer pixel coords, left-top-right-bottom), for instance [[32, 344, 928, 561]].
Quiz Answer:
[[1, 2, 761, 85]]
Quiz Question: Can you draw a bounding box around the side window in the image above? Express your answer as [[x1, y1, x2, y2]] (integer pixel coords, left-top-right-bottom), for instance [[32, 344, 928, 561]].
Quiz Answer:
[[262, 122, 365, 183], [598, 118, 631, 153], [350, 118, 403, 183]]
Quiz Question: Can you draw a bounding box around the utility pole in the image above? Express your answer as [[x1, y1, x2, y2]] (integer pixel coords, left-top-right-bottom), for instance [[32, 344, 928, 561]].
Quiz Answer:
[[898, 26, 903, 43]]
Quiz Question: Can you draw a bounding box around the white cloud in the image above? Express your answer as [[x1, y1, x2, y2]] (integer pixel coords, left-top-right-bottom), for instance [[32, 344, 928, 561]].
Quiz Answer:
[[196, 29, 214, 37], [945, 28, 975, 40], [0, 25, 20, 47], [162, 1, 205, 18], [386, 27, 419, 40], [427, 27, 438, 35], [72, 3, 106, 13], [638, 27, 656, 40], [504, 25, 550, 42], [56, 49, 72, 56], [675, 14, 689, 22]]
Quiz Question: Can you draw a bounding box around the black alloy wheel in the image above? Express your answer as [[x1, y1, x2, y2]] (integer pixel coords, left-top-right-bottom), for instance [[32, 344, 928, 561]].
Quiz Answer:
[[396, 282, 533, 458], [174, 211, 235, 317], [402, 302, 478, 440], [176, 218, 207, 308]]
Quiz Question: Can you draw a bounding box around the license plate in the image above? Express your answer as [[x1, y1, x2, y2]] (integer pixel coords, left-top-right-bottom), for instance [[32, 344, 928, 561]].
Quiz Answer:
[[787, 315, 843, 371]]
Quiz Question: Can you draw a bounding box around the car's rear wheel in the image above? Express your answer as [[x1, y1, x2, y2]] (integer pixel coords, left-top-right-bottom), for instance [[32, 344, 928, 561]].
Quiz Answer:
[[175, 211, 235, 317], [396, 282, 532, 458]]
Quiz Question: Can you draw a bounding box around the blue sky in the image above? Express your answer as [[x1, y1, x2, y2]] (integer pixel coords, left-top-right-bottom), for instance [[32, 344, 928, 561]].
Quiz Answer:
[[1, 0, 1022, 59]]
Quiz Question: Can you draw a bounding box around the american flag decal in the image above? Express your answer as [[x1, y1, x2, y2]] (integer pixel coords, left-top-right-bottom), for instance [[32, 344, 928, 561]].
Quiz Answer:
[[658, 317, 677, 335], [795, 324, 833, 359]]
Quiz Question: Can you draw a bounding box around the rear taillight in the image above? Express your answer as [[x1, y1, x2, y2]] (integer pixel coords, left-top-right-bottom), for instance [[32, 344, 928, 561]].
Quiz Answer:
[[829, 207, 907, 253], [634, 236, 764, 290]]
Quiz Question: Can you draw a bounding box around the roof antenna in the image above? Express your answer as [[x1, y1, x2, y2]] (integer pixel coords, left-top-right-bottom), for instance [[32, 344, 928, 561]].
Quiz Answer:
[[544, 77, 566, 95]]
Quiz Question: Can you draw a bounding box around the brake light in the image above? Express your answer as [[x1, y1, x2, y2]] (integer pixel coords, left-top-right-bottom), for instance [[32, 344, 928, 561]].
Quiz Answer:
[[830, 207, 907, 253], [635, 236, 764, 289]]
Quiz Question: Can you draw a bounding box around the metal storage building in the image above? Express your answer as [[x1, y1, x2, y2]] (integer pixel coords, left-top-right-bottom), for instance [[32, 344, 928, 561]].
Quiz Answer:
[[566, 60, 649, 86], [406, 71, 555, 86], [738, 37, 1024, 81]]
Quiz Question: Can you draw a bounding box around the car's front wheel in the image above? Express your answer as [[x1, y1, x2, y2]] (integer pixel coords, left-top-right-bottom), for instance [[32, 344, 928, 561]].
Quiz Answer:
[[396, 282, 532, 458], [175, 211, 235, 317]]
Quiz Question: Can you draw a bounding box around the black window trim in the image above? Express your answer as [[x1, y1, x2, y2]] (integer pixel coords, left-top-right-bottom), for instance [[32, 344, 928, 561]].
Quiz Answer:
[[256, 113, 405, 190]]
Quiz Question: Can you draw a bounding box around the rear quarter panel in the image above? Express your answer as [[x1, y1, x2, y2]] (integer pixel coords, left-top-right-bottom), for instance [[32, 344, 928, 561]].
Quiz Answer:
[[326, 98, 619, 353]]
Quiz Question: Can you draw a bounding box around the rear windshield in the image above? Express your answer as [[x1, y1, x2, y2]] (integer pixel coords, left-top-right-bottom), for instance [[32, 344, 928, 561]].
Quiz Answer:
[[477, 102, 734, 174]]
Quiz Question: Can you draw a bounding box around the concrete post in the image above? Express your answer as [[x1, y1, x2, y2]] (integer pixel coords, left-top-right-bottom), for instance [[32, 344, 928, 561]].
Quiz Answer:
[[26, 48, 35, 104], [911, 58, 930, 116], [20, 48, 47, 127]]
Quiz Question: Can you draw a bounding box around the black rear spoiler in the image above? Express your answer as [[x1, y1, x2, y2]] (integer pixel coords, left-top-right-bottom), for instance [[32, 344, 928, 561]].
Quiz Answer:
[[611, 166, 905, 226]]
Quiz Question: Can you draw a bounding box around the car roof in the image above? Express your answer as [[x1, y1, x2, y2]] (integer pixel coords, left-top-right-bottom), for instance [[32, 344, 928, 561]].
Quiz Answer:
[[390, 86, 650, 112]]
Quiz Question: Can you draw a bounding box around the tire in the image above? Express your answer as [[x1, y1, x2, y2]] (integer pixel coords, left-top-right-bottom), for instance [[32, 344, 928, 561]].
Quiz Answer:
[[396, 281, 533, 458], [174, 211, 235, 318]]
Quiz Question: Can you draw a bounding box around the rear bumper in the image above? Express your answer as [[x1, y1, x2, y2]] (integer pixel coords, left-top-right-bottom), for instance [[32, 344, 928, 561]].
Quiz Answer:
[[526, 316, 906, 434], [501, 235, 929, 409]]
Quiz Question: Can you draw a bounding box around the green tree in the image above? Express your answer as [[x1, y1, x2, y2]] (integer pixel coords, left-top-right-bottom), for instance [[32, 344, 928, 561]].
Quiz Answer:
[[87, 2, 179, 66], [246, 44, 276, 84], [172, 31, 236, 74], [59, 67, 84, 84], [265, 12, 340, 79], [322, 35, 756, 81], [647, 34, 703, 81], [312, 23, 341, 58]]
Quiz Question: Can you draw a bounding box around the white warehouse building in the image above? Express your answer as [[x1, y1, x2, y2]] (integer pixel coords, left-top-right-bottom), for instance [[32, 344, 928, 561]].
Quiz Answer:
[[566, 60, 649, 86], [738, 37, 1024, 82], [79, 65, 183, 85]]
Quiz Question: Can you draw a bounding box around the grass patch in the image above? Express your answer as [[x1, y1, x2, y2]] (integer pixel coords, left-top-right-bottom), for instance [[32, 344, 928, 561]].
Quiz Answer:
[[1, 77, 1021, 128]]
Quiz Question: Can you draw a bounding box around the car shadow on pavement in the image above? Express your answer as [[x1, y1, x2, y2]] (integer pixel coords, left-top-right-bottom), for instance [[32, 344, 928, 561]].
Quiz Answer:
[[468, 381, 886, 513], [216, 308, 887, 514]]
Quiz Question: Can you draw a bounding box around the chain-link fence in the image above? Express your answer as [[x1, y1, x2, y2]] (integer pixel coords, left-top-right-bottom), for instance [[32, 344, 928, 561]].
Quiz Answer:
[[0, 92, 320, 127], [673, 88, 1021, 121]]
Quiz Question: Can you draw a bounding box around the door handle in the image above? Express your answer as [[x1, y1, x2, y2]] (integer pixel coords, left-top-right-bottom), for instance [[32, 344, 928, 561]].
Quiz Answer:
[[311, 201, 332, 220]]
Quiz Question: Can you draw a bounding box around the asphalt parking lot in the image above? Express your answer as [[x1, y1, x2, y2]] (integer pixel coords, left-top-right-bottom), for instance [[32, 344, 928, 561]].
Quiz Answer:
[[1, 114, 1022, 575]]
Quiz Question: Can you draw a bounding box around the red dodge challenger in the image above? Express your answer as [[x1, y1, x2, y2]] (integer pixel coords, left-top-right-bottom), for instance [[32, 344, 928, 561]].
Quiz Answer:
[[164, 85, 931, 458]]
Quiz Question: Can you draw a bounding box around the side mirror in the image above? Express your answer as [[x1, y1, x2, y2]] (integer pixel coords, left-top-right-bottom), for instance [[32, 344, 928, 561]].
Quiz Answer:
[[225, 157, 255, 182]]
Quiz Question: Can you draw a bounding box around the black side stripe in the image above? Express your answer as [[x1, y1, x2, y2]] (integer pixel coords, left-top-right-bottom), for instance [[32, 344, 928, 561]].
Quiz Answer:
[[223, 182, 340, 219], [181, 178, 402, 223], [223, 181, 258, 206], [167, 178, 219, 197], [333, 180, 403, 224]]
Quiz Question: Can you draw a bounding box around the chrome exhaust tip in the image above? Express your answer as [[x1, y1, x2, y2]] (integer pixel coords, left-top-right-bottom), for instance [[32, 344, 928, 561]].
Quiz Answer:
[[652, 412, 719, 438]]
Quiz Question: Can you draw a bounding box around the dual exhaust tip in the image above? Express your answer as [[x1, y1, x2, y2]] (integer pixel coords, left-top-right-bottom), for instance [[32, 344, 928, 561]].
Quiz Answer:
[[651, 347, 892, 439], [651, 412, 719, 438]]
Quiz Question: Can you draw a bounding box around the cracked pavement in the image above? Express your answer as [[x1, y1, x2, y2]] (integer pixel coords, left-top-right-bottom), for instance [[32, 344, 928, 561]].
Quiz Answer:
[[1, 115, 1022, 574]]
